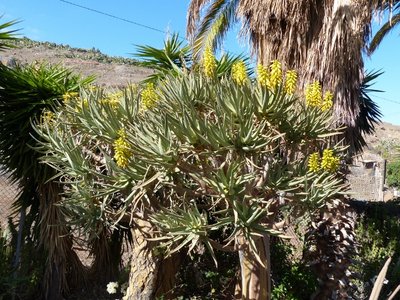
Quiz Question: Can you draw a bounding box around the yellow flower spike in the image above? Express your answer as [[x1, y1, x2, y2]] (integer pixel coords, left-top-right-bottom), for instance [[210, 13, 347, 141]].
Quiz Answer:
[[321, 149, 340, 172], [321, 91, 334, 112], [203, 46, 217, 78], [113, 129, 132, 169], [257, 63, 269, 87], [88, 85, 99, 92], [308, 152, 320, 173], [231, 61, 247, 85], [305, 81, 322, 107], [62, 91, 79, 103], [284, 70, 298, 95], [268, 60, 282, 90], [104, 91, 123, 108], [140, 83, 159, 110], [40, 110, 55, 125]]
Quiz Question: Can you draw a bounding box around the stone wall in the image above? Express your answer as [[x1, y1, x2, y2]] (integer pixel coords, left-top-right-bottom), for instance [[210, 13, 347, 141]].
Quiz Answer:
[[347, 153, 386, 202]]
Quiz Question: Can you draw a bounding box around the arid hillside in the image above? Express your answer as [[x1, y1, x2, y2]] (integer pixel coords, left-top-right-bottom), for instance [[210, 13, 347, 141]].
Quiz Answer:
[[0, 38, 152, 87]]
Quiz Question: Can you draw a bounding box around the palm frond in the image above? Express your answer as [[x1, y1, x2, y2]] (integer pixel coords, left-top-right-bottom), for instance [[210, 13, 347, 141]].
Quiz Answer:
[[190, 0, 239, 59], [216, 52, 251, 77], [358, 70, 383, 135], [134, 33, 191, 82], [369, 11, 400, 54], [0, 18, 20, 51], [345, 70, 383, 153], [187, 0, 215, 39]]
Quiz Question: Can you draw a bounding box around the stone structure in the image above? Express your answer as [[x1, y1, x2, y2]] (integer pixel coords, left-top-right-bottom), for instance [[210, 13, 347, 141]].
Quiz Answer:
[[347, 153, 386, 202]]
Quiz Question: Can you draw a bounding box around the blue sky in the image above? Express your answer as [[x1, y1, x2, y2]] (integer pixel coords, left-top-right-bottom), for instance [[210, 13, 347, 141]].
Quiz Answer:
[[1, 0, 400, 125]]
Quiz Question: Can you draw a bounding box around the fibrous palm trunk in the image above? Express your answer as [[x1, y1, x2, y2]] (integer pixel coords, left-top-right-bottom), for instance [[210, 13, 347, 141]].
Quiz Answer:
[[305, 198, 357, 299], [89, 225, 123, 284], [38, 182, 85, 300]]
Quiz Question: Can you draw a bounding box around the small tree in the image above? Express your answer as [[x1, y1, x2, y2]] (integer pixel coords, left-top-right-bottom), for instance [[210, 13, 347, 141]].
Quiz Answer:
[[38, 57, 349, 299]]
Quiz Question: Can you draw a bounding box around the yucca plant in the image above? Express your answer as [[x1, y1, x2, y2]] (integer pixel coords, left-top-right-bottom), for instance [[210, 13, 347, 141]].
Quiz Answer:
[[36, 54, 351, 299], [0, 62, 93, 299]]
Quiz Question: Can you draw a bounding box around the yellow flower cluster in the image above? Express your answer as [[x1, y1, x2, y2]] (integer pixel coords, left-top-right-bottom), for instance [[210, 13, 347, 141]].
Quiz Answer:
[[113, 129, 132, 168], [320, 91, 333, 112], [308, 152, 320, 173], [308, 149, 340, 173], [305, 81, 322, 107], [231, 61, 247, 85], [62, 91, 79, 103], [203, 46, 217, 78], [257, 63, 269, 87], [103, 91, 123, 108], [257, 61, 297, 94], [321, 149, 340, 172], [269, 60, 282, 90], [88, 85, 99, 92], [305, 81, 334, 111], [141, 83, 159, 110], [284, 70, 298, 95], [40, 110, 55, 125], [74, 98, 89, 112]]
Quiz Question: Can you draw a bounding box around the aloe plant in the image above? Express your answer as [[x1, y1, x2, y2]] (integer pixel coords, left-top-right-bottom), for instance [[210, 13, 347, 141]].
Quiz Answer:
[[36, 57, 349, 299]]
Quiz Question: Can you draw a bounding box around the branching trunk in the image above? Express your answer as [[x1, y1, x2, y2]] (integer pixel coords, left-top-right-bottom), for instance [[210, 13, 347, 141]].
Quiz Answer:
[[124, 220, 181, 300], [237, 235, 271, 300]]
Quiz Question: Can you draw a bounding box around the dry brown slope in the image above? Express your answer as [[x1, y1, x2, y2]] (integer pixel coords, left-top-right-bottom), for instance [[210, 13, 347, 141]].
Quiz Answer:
[[0, 38, 153, 86], [363, 122, 400, 156]]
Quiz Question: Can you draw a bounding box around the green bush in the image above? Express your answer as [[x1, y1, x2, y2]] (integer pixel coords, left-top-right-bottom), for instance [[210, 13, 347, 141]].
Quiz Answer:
[[353, 202, 400, 298], [270, 239, 317, 300], [0, 220, 44, 300], [387, 161, 400, 187]]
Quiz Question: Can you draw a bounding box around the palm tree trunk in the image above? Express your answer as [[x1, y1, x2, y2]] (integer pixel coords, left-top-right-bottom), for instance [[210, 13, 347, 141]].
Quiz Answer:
[[39, 182, 85, 300], [237, 235, 271, 300], [305, 198, 356, 299]]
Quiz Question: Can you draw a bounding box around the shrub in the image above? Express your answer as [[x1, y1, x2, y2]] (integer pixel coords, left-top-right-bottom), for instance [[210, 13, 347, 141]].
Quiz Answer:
[[387, 161, 400, 187]]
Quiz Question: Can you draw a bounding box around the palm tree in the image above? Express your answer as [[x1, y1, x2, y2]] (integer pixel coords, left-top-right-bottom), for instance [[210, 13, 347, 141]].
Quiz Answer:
[[134, 33, 192, 82], [187, 0, 392, 153]]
